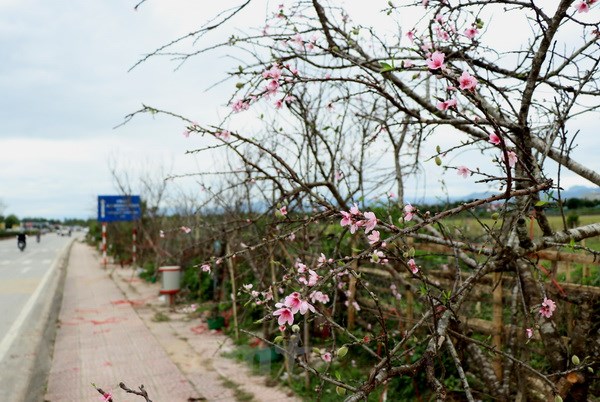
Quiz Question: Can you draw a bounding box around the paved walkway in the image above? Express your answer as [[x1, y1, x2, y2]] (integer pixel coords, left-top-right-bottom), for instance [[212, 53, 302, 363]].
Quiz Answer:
[[45, 242, 299, 402]]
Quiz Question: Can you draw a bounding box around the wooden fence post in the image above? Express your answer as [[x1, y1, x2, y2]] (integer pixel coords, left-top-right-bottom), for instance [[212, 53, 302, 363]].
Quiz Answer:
[[493, 272, 503, 380], [225, 242, 239, 341]]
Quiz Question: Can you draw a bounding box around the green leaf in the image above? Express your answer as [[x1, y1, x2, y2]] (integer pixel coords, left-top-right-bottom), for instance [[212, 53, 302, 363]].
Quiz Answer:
[[336, 386, 347, 396], [379, 62, 394, 72], [534, 200, 547, 207]]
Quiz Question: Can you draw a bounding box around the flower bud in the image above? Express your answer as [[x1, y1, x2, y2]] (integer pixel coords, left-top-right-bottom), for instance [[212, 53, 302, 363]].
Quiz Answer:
[[435, 156, 442, 166], [491, 212, 500, 220], [337, 345, 348, 358], [274, 336, 284, 344], [291, 324, 300, 333], [571, 355, 580, 365]]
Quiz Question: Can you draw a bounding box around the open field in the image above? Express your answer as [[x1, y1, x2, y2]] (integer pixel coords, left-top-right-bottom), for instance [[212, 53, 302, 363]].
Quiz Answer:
[[443, 213, 600, 250]]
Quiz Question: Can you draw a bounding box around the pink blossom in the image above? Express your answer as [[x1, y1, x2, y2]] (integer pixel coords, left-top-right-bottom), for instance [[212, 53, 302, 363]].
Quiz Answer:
[[457, 166, 470, 178], [459, 71, 478, 91], [363, 211, 377, 234], [307, 269, 319, 286], [526, 328, 533, 339], [504, 151, 518, 168], [183, 129, 191, 138], [100, 392, 112, 402], [403, 60, 414, 68], [231, 99, 250, 113], [273, 306, 294, 326], [464, 27, 479, 39], [274, 99, 283, 109], [317, 253, 333, 267], [340, 211, 353, 228], [310, 291, 330, 304], [285, 291, 302, 306], [215, 130, 231, 140], [292, 33, 303, 47], [435, 13, 444, 23], [350, 203, 361, 215], [367, 230, 380, 245], [279, 206, 288, 216], [299, 299, 315, 315], [575, 1, 590, 12], [426, 51, 445, 70], [539, 297, 556, 318], [489, 132, 501, 145], [404, 204, 416, 221], [406, 30, 415, 43], [435, 26, 449, 41], [181, 226, 192, 234], [159, 230, 165, 238], [321, 352, 332, 362], [408, 259, 419, 274], [436, 98, 457, 111], [371, 250, 388, 264], [201, 264, 211, 273], [422, 0, 429, 6], [266, 79, 280, 94], [262, 65, 282, 80]]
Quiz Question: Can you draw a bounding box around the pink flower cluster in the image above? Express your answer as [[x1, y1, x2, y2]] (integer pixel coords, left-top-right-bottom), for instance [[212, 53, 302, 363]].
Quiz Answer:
[[575, 0, 597, 12], [273, 292, 317, 326], [296, 260, 319, 287], [340, 203, 377, 234], [407, 258, 419, 274], [488, 132, 518, 168], [403, 204, 416, 221], [436, 98, 457, 111], [539, 297, 557, 318], [231, 99, 250, 113]]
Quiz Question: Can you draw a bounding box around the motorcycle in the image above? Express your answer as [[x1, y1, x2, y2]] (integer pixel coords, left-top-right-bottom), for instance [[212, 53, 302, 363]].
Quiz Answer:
[[18, 240, 26, 252]]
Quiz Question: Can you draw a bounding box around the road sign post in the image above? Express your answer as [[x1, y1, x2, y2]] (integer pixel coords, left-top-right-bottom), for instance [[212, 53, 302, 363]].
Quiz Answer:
[[97, 195, 142, 269]]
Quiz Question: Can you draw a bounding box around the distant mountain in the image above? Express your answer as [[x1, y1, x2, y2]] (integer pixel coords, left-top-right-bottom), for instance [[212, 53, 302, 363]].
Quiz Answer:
[[561, 185, 600, 200], [453, 185, 600, 203]]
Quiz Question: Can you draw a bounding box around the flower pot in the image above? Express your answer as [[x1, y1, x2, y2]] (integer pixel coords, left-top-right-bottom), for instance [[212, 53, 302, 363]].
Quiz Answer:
[[207, 316, 225, 330]]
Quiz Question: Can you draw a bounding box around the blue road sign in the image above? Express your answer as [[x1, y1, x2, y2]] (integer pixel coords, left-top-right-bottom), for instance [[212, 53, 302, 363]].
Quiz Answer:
[[97, 195, 141, 222]]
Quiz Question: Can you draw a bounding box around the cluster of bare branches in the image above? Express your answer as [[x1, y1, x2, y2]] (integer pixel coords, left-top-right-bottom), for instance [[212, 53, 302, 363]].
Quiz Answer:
[[118, 1, 600, 401]]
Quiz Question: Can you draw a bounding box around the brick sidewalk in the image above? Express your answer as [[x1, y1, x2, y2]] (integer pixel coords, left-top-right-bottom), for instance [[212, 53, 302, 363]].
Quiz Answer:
[[45, 242, 300, 402], [44, 242, 201, 402]]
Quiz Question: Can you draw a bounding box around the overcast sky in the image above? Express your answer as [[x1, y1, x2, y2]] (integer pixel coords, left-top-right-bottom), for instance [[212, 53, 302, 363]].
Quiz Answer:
[[0, 0, 598, 220]]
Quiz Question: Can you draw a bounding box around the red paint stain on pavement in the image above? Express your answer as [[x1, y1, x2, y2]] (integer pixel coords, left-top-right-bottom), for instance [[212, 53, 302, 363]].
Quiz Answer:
[[90, 317, 126, 325], [191, 324, 208, 334], [110, 299, 144, 306], [102, 361, 112, 366]]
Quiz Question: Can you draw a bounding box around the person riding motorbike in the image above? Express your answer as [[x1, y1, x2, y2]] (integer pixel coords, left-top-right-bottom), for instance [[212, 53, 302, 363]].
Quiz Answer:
[[17, 232, 27, 251]]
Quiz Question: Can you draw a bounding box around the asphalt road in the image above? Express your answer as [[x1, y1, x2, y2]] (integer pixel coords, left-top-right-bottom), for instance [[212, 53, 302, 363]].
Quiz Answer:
[[0, 232, 76, 401], [0, 234, 72, 346]]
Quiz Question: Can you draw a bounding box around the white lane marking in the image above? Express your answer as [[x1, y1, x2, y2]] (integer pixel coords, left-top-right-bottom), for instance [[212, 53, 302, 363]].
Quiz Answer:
[[0, 240, 72, 363], [21, 260, 32, 265], [21, 266, 31, 274]]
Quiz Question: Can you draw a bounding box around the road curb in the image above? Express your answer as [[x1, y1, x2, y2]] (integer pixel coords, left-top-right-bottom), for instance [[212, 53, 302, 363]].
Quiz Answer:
[[0, 238, 75, 402]]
